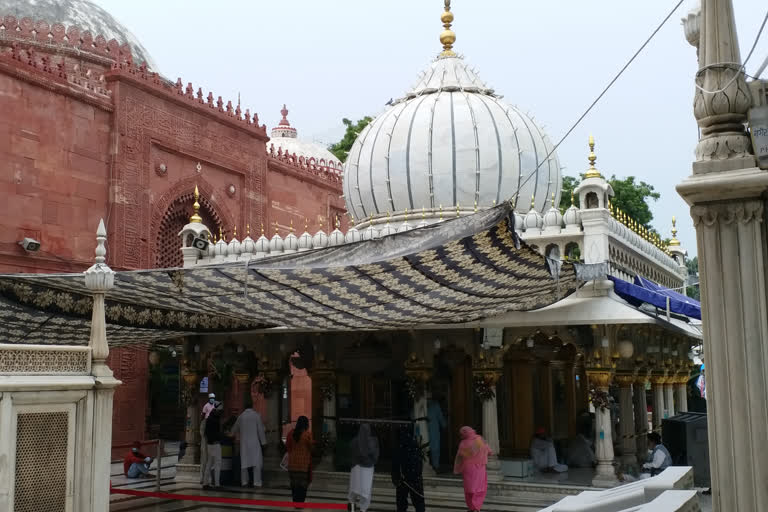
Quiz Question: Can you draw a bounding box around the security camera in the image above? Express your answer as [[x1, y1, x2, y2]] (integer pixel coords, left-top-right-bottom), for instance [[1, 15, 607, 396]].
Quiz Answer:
[[19, 238, 41, 252]]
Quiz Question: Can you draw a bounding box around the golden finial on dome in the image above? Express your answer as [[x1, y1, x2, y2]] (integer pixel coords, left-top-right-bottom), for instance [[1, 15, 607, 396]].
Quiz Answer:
[[530, 195, 536, 210], [584, 135, 602, 179], [386, 211, 391, 224], [570, 190, 575, 206], [290, 219, 295, 233], [439, 0, 457, 58], [190, 185, 203, 223], [219, 226, 224, 242], [669, 216, 681, 246], [233, 225, 237, 239], [474, 201, 478, 213], [456, 203, 460, 218], [439, 204, 444, 220], [404, 208, 409, 222], [261, 223, 265, 235], [422, 207, 426, 219], [335, 215, 340, 229], [274, 221, 279, 235], [304, 218, 308, 231], [369, 214, 373, 226]]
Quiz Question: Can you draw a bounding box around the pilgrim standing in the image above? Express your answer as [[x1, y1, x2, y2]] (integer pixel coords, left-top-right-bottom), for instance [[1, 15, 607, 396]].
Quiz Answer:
[[231, 399, 267, 487], [454, 426, 492, 512], [391, 424, 425, 512], [199, 392, 216, 484], [286, 416, 314, 503], [348, 423, 379, 512], [202, 401, 224, 489], [427, 398, 447, 471]]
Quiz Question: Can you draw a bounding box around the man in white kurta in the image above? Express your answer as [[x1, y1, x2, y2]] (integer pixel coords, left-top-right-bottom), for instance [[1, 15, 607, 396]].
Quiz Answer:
[[231, 405, 267, 487]]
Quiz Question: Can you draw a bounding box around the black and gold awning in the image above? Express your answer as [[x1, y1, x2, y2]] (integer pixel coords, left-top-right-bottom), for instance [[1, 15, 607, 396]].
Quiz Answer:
[[0, 204, 577, 346]]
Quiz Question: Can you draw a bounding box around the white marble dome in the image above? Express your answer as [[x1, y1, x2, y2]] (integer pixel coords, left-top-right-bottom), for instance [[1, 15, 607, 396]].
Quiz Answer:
[[0, 0, 157, 69], [343, 53, 561, 225], [267, 105, 343, 172]]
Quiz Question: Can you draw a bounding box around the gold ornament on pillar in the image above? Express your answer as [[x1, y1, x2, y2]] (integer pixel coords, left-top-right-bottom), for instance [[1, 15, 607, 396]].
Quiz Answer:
[[614, 374, 635, 388]]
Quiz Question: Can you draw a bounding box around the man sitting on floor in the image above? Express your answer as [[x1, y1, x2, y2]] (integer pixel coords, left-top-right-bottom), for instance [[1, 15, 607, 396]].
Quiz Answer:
[[530, 427, 568, 473], [123, 441, 154, 479]]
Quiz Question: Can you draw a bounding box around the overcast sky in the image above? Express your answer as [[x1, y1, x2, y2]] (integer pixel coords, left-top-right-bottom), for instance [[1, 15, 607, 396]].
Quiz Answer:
[[95, 0, 768, 256]]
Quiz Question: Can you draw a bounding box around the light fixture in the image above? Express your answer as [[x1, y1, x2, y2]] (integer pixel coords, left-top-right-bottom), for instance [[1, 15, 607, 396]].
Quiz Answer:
[[194, 344, 200, 353], [18, 237, 40, 252], [601, 336, 609, 348], [237, 344, 244, 353], [434, 338, 441, 350], [526, 338, 534, 348]]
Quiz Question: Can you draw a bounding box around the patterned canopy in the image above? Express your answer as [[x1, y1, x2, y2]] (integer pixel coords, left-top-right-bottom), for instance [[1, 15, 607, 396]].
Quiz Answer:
[[0, 204, 577, 347]]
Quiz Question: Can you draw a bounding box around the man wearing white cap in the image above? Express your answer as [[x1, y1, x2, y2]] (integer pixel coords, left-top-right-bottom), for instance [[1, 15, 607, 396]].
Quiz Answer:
[[199, 393, 216, 484]]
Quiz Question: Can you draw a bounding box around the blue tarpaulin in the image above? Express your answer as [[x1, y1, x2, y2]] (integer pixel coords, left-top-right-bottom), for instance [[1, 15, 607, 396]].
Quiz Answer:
[[609, 276, 701, 320]]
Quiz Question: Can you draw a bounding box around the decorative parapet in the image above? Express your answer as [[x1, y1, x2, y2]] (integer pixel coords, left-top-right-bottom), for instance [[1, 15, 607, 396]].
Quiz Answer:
[[106, 60, 268, 139], [0, 16, 132, 65], [0, 344, 90, 375], [267, 144, 343, 185]]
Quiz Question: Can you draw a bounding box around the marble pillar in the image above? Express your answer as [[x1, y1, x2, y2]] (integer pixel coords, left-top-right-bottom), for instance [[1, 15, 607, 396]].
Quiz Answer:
[[316, 379, 337, 471], [651, 376, 666, 429], [413, 391, 436, 478], [664, 382, 676, 417], [616, 376, 636, 467], [677, 1, 767, 507], [480, 375, 503, 482], [588, 370, 618, 487], [633, 375, 649, 463], [675, 376, 688, 414]]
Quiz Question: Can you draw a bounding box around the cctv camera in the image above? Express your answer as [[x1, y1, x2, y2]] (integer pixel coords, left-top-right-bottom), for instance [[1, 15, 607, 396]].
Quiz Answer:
[[19, 238, 41, 252]]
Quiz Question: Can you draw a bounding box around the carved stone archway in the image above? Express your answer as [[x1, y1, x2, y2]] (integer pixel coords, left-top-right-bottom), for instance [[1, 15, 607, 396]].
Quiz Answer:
[[154, 193, 224, 268]]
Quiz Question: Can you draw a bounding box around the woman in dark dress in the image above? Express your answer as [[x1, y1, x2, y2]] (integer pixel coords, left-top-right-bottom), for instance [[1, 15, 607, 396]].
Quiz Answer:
[[391, 424, 425, 512]]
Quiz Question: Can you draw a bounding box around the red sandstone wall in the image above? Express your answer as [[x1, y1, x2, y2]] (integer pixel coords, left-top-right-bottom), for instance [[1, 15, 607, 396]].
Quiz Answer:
[[0, 72, 111, 274], [266, 162, 347, 233], [108, 346, 150, 447]]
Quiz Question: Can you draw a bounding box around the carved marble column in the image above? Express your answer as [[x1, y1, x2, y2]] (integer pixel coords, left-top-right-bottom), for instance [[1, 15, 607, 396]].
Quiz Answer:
[[664, 380, 676, 417], [633, 374, 649, 463], [314, 369, 337, 471], [588, 370, 618, 487], [84, 219, 121, 511], [475, 370, 503, 482], [650, 375, 666, 429], [675, 375, 689, 414], [615, 375, 636, 467], [406, 369, 435, 478]]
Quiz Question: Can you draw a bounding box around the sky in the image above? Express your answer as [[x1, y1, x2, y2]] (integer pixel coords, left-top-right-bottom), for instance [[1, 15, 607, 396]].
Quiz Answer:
[[94, 0, 768, 257]]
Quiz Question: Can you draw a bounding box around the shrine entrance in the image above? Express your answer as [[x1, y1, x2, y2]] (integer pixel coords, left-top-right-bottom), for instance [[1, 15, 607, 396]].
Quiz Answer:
[[431, 345, 474, 472]]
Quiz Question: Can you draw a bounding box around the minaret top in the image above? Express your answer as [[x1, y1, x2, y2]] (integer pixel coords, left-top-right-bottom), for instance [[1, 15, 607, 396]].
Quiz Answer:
[[584, 135, 602, 179], [190, 185, 203, 223], [279, 104, 290, 126], [439, 0, 457, 58]]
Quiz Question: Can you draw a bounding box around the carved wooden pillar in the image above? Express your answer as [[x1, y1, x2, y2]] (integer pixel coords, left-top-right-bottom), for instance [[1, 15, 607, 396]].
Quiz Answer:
[[587, 369, 617, 487], [313, 367, 337, 471]]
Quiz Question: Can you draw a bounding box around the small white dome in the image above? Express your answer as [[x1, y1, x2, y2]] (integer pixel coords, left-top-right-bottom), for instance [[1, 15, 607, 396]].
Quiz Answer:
[[328, 228, 345, 247], [297, 230, 313, 251], [362, 224, 379, 241], [241, 234, 255, 254], [284, 232, 298, 253], [269, 232, 284, 253], [227, 232, 241, 255], [214, 237, 227, 257], [345, 226, 361, 244], [312, 228, 329, 249], [379, 220, 397, 238], [564, 204, 580, 227], [513, 210, 525, 232], [524, 203, 543, 231], [543, 204, 563, 229], [254, 230, 270, 255], [267, 105, 342, 172]]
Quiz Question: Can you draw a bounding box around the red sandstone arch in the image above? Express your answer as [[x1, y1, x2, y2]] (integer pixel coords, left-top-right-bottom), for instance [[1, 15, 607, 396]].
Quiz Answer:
[[150, 178, 236, 268]]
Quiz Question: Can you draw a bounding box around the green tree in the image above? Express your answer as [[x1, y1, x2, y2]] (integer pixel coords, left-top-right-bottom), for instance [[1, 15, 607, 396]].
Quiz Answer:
[[686, 256, 700, 300], [329, 117, 373, 163], [557, 174, 661, 231]]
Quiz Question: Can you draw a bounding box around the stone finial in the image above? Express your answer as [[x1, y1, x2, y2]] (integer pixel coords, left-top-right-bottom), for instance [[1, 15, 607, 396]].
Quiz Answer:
[[94, 218, 107, 264], [279, 104, 291, 126]]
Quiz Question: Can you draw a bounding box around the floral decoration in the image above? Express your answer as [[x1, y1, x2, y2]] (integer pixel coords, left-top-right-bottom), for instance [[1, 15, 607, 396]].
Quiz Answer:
[[474, 375, 496, 401], [589, 387, 614, 411]]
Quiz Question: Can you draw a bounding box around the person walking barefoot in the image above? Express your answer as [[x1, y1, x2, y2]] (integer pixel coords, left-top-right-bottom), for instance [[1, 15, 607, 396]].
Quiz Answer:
[[454, 426, 491, 512]]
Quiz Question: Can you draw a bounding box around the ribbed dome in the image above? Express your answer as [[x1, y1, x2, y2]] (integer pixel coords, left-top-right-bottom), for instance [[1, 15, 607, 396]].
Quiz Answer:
[[0, 0, 157, 69], [343, 55, 561, 224], [268, 105, 342, 171]]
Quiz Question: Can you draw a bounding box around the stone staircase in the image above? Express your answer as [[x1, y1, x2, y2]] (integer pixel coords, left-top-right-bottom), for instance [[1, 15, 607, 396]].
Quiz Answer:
[[110, 479, 559, 511]]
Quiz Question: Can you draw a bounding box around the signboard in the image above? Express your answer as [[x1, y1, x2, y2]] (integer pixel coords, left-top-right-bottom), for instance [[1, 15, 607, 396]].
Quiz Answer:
[[192, 237, 210, 251], [199, 376, 209, 393], [749, 105, 768, 170]]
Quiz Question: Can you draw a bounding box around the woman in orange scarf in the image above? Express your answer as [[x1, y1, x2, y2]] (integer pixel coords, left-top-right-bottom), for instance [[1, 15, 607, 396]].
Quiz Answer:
[[286, 416, 314, 503], [453, 426, 492, 512]]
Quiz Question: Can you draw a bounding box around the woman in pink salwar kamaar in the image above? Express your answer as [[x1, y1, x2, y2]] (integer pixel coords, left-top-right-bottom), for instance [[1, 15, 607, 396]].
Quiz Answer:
[[453, 426, 492, 512]]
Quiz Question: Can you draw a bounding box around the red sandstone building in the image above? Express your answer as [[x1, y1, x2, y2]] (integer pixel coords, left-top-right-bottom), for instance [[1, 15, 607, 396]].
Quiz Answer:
[[0, 1, 345, 446]]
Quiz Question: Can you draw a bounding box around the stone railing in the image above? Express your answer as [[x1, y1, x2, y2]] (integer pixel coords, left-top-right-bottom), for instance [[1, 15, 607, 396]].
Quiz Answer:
[[541, 466, 698, 512]]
